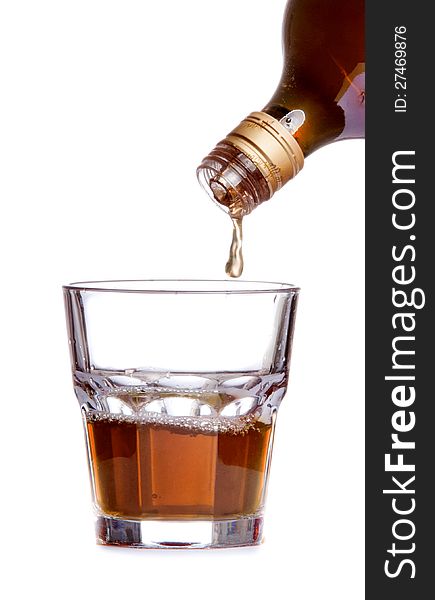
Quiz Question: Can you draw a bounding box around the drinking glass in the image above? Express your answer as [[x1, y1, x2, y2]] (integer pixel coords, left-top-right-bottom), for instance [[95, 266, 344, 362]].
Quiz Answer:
[[63, 280, 299, 548]]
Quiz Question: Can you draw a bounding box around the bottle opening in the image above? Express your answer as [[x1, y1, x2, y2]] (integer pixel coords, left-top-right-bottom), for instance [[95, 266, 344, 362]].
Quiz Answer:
[[197, 112, 304, 217], [197, 141, 271, 218]]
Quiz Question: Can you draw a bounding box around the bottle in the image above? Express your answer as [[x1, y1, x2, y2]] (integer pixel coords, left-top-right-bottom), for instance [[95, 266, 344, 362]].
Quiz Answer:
[[197, 0, 365, 223]]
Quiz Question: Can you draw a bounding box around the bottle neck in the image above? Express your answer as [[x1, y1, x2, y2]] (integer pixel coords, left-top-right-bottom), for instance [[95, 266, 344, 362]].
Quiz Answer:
[[264, 68, 365, 156], [197, 112, 304, 217]]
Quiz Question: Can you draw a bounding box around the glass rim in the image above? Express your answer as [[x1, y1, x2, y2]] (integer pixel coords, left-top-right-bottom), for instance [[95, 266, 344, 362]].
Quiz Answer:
[[62, 279, 300, 295]]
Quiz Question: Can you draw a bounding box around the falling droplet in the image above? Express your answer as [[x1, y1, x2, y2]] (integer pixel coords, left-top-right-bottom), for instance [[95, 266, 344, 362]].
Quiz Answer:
[[225, 217, 244, 278]]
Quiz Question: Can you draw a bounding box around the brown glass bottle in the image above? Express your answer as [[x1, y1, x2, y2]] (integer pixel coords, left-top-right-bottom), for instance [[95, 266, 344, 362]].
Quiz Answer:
[[197, 0, 365, 218]]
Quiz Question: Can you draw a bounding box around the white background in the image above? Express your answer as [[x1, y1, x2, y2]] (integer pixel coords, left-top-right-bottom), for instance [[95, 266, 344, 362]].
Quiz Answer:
[[0, 1, 364, 598]]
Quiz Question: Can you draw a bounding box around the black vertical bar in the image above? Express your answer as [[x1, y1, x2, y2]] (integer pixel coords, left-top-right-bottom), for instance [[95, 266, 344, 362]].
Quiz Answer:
[[366, 1, 433, 596]]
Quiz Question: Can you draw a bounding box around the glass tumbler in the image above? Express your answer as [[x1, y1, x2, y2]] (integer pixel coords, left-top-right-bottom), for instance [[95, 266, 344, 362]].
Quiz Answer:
[[63, 280, 299, 548]]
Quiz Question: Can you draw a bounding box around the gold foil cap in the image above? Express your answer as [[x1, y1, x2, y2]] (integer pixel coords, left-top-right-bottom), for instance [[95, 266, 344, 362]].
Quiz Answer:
[[226, 111, 304, 196]]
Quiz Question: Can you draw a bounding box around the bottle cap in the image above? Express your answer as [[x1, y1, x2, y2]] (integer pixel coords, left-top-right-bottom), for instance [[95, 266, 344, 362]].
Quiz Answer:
[[225, 111, 304, 196]]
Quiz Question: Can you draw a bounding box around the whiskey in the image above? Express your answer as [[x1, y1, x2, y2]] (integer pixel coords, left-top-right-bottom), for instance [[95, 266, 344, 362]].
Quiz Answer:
[[197, 0, 365, 276], [225, 217, 243, 278], [63, 281, 299, 548], [85, 391, 274, 521]]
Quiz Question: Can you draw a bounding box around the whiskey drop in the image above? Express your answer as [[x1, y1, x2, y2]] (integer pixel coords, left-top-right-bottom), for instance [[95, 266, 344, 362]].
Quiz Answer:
[[225, 217, 243, 278]]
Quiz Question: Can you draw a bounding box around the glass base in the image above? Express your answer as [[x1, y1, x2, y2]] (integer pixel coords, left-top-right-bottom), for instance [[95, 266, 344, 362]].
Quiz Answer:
[[95, 514, 264, 549]]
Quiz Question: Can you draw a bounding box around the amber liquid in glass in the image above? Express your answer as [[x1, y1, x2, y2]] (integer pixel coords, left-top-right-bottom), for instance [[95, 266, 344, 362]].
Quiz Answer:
[[85, 393, 273, 521]]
